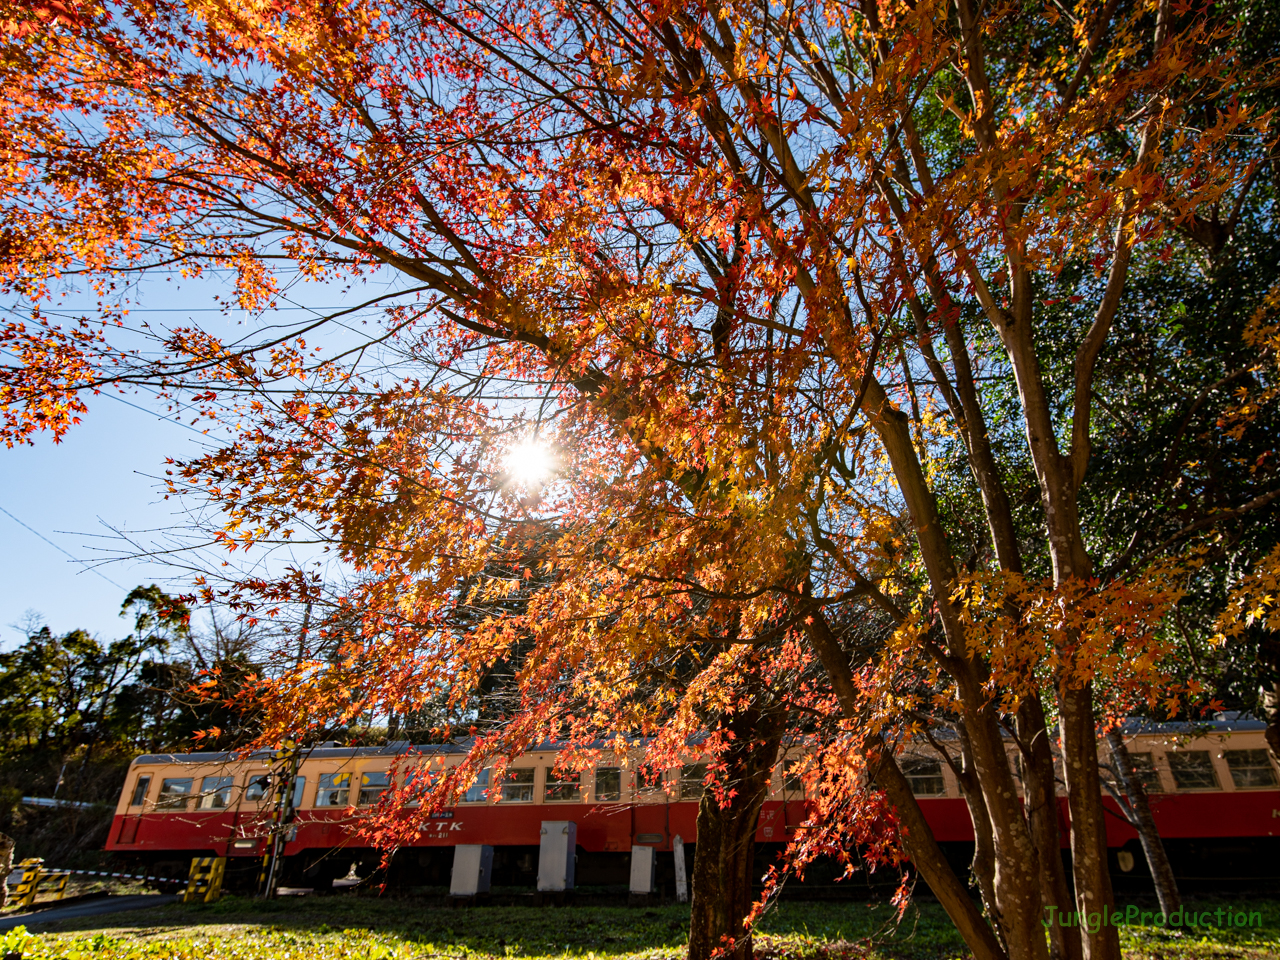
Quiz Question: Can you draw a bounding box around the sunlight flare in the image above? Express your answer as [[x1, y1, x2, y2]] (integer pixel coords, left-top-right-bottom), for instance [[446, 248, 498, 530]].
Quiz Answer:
[[505, 437, 555, 487]]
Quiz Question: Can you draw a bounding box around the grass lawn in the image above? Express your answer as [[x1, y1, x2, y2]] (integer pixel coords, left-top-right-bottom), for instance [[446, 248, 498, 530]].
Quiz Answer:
[[3, 894, 1279, 960]]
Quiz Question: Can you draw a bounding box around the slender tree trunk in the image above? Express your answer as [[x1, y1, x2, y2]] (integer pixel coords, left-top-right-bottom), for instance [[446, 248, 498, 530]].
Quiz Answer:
[[1105, 729, 1180, 916], [805, 609, 1009, 960], [1058, 685, 1121, 960], [0, 833, 12, 908], [873, 749, 1010, 960], [956, 698, 1049, 960], [997, 306, 1122, 960], [1017, 697, 1082, 960], [860, 384, 1046, 960], [952, 734, 1002, 946], [688, 724, 783, 960]]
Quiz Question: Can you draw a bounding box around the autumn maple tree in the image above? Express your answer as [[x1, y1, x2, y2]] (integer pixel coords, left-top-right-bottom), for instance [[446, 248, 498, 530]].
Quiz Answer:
[[3, 0, 1280, 959]]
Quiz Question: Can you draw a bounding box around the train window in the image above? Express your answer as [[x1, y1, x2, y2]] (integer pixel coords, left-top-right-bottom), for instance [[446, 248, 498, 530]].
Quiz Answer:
[[130, 775, 151, 807], [1224, 749, 1279, 788], [246, 773, 306, 806], [1128, 753, 1164, 793], [545, 768, 581, 802], [902, 757, 946, 797], [158, 778, 193, 810], [635, 769, 665, 794], [246, 773, 270, 802], [198, 776, 235, 809], [1167, 750, 1218, 790], [316, 772, 352, 806], [400, 771, 429, 807], [679, 764, 707, 801], [463, 769, 491, 803], [359, 772, 391, 805], [595, 766, 622, 801], [782, 763, 804, 794], [500, 768, 535, 802]]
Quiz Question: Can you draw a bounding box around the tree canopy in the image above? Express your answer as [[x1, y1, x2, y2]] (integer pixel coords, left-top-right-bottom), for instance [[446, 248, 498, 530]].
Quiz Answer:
[[0, 587, 266, 759], [2, 0, 1279, 958]]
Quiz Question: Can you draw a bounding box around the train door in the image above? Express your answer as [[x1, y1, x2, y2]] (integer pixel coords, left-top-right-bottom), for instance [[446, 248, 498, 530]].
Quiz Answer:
[[594, 766, 631, 851], [631, 768, 671, 846], [117, 772, 151, 844]]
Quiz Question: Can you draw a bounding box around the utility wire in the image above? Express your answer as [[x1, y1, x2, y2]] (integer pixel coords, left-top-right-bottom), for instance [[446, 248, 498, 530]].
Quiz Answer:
[[100, 391, 213, 437], [0, 503, 127, 591]]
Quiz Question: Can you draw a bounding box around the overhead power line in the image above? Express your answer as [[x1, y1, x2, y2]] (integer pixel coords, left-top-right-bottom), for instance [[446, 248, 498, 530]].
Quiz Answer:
[[0, 503, 127, 591]]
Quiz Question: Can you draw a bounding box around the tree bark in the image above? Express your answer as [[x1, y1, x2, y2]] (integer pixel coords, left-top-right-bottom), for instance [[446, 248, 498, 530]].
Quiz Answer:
[[804, 608, 1009, 960], [857, 380, 1048, 960], [1105, 729, 1180, 916], [951, 730, 1002, 945], [1262, 677, 1280, 766], [1058, 685, 1120, 960], [954, 695, 1049, 960], [873, 748, 1010, 960], [1016, 697, 1082, 960], [688, 723, 783, 960]]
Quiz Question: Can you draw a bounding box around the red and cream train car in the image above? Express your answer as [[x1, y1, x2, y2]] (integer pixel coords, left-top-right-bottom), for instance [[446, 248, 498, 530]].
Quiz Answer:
[[106, 718, 1280, 894]]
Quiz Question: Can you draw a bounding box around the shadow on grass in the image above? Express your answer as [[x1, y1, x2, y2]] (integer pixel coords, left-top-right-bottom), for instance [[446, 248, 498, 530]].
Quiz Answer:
[[15, 893, 971, 960], [21, 894, 1280, 960]]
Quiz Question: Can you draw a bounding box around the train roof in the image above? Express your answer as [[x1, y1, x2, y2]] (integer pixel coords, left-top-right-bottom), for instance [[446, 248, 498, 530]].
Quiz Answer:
[[131, 714, 1268, 766], [1119, 712, 1268, 735], [131, 742, 462, 765], [129, 737, 648, 766]]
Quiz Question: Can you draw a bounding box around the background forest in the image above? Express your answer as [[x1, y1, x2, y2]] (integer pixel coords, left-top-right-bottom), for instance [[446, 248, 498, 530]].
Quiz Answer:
[[0, 587, 267, 867], [0, 585, 488, 868]]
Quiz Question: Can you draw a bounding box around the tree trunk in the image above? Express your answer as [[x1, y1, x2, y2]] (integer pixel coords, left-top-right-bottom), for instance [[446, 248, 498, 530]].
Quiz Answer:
[[1058, 685, 1121, 960], [1016, 697, 1082, 960], [0, 832, 13, 908], [951, 732, 1003, 952], [872, 747, 1010, 960], [955, 698, 1050, 960], [805, 609, 1009, 960], [1262, 680, 1280, 766], [1105, 729, 1180, 916], [860, 383, 1046, 960], [687, 718, 784, 960]]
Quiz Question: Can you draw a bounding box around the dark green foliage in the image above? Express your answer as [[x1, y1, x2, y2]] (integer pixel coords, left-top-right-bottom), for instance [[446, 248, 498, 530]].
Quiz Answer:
[[0, 587, 267, 867], [924, 132, 1280, 720]]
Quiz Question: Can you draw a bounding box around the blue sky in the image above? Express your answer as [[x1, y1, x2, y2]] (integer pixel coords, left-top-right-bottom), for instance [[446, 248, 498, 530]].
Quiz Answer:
[[0, 272, 367, 651], [1, 257, 511, 652], [0, 386, 212, 649]]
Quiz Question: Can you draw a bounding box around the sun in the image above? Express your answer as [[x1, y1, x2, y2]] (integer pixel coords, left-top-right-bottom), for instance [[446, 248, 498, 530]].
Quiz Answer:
[[505, 437, 556, 487]]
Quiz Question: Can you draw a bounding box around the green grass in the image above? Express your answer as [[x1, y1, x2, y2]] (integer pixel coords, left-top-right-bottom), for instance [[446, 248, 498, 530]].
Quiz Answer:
[[4, 895, 1280, 960]]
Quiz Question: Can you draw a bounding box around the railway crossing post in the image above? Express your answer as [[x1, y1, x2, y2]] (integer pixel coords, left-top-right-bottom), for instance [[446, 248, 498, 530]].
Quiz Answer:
[[673, 835, 688, 903], [13, 858, 70, 908], [13, 858, 42, 907], [183, 857, 226, 903], [256, 741, 302, 899]]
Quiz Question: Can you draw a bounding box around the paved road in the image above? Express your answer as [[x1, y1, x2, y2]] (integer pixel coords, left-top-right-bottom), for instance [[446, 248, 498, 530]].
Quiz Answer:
[[0, 894, 180, 930]]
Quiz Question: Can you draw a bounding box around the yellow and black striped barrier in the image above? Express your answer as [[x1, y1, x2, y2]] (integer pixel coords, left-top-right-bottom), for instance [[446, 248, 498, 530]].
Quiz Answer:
[[182, 856, 226, 904], [13, 858, 70, 908]]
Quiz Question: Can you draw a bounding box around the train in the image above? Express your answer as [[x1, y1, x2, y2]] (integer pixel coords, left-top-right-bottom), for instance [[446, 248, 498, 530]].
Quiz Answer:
[[105, 716, 1280, 896]]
